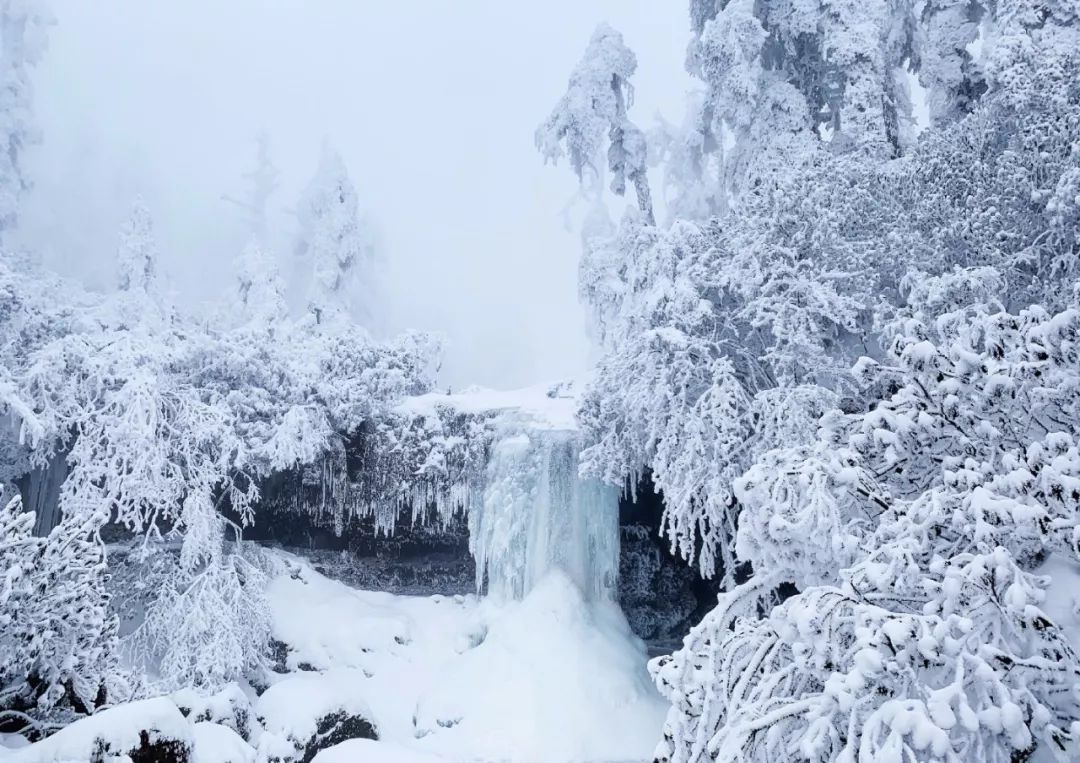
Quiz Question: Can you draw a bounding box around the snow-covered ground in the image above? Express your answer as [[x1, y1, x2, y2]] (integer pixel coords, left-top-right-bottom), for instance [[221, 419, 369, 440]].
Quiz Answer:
[[2, 550, 666, 762], [265, 552, 666, 761]]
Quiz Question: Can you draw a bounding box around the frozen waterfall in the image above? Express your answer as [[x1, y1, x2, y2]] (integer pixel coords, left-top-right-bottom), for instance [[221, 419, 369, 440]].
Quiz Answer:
[[398, 382, 622, 603], [470, 428, 620, 602]]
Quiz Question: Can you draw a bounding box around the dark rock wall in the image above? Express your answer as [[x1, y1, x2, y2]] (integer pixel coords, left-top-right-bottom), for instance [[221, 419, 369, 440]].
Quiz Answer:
[[617, 477, 722, 650]]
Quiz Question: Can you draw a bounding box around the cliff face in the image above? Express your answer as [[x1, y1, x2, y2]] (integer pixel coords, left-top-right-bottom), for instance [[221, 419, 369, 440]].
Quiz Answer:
[[243, 383, 718, 647], [250, 473, 714, 647]]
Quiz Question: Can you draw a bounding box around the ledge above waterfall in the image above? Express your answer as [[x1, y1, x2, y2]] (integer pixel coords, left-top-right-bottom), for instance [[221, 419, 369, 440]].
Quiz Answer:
[[395, 380, 584, 432]]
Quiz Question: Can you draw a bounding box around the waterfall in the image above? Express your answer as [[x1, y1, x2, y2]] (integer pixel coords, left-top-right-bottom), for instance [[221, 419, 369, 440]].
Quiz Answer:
[[469, 426, 619, 602]]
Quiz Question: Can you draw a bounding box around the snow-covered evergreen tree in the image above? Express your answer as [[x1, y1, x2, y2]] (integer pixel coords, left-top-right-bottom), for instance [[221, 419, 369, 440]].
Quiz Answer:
[[116, 199, 158, 295], [537, 23, 654, 224], [0, 0, 51, 240], [295, 145, 374, 328], [234, 131, 278, 244], [234, 239, 286, 328], [919, 0, 987, 125]]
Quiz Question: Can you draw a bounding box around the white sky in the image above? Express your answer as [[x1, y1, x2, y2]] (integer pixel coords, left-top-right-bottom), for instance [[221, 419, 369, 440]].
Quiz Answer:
[[18, 1, 693, 389]]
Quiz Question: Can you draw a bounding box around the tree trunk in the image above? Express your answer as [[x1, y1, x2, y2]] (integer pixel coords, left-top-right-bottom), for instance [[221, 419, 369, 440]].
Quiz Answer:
[[16, 446, 70, 537]]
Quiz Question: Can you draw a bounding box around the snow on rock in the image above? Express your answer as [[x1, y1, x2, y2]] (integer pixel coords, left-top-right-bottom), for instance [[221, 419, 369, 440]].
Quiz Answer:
[[0, 736, 29, 754], [268, 556, 666, 762], [267, 559, 475, 679], [192, 722, 255, 763], [255, 669, 377, 761], [173, 684, 254, 740], [5, 697, 192, 763], [310, 739, 444, 763], [397, 380, 583, 432]]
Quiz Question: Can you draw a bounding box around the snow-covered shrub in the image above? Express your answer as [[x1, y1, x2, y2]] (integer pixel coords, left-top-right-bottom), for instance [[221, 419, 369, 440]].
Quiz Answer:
[[0, 493, 118, 721], [652, 284, 1080, 762], [125, 543, 272, 693]]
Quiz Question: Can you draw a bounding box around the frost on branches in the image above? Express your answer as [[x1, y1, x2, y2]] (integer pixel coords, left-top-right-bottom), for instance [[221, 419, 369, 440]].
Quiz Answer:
[[541, 0, 1080, 588], [0, 493, 117, 723], [534, 3, 1080, 760], [652, 276, 1080, 762], [0, 193, 442, 712], [537, 23, 654, 224]]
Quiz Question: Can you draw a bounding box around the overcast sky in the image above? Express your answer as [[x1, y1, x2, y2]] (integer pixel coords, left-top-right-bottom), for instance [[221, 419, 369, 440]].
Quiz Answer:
[[18, 1, 693, 389]]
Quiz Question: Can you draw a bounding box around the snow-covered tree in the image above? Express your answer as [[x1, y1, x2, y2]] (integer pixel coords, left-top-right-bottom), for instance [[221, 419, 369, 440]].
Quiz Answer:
[[653, 275, 1080, 762], [0, 493, 118, 721], [918, 0, 987, 125], [295, 145, 374, 328], [537, 23, 654, 224], [116, 199, 158, 294], [225, 131, 279, 244], [0, 202, 442, 710], [0, 0, 51, 239], [685, 0, 917, 203], [234, 239, 286, 328]]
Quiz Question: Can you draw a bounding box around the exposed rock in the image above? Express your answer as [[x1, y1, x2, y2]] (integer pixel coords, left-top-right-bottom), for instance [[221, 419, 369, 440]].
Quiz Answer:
[[618, 524, 700, 644], [299, 711, 377, 763], [113, 730, 189, 763]]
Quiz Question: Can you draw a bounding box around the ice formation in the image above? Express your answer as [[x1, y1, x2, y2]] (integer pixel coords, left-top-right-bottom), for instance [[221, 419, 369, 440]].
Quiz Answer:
[[471, 427, 619, 602], [400, 381, 621, 602]]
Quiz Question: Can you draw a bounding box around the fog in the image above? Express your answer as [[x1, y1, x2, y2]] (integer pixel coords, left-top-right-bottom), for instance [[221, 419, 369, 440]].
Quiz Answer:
[[16, 2, 692, 389]]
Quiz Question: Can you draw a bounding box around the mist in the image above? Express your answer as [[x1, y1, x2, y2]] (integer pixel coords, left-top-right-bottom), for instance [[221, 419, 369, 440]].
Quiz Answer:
[[16, 1, 692, 389]]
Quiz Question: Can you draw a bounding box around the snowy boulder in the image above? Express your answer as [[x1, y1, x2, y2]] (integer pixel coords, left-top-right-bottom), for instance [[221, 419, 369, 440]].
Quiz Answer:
[[192, 722, 255, 763], [7, 697, 193, 763], [173, 684, 254, 741], [255, 670, 377, 763]]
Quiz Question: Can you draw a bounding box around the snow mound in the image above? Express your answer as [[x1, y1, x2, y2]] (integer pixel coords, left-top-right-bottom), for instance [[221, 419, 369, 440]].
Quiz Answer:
[[255, 669, 377, 760], [311, 739, 444, 762], [268, 557, 665, 762], [173, 683, 253, 739], [412, 571, 665, 762], [192, 722, 254, 763], [6, 697, 192, 763]]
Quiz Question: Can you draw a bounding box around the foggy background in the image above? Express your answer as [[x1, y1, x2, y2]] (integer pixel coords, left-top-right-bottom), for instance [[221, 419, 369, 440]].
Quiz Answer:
[[16, 1, 693, 389]]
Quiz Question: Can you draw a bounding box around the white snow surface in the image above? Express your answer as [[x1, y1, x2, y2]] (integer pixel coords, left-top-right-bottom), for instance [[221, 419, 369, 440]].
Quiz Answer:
[[311, 739, 444, 762], [3, 698, 192, 763], [267, 553, 666, 762], [255, 669, 376, 759], [192, 722, 255, 763], [397, 380, 582, 431]]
